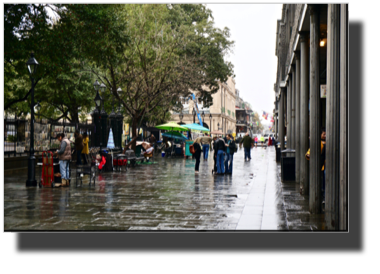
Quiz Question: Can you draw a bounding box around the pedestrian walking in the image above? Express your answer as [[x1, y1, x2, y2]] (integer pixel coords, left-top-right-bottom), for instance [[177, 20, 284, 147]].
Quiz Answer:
[[254, 136, 258, 147], [224, 134, 236, 175], [193, 138, 202, 173], [54, 133, 71, 187], [74, 130, 84, 165], [260, 135, 265, 148], [215, 136, 226, 175], [201, 133, 211, 161], [81, 132, 89, 165], [240, 132, 253, 161]]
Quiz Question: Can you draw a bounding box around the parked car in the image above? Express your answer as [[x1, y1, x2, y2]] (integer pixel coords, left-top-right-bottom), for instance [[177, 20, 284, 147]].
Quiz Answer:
[[264, 133, 275, 143]]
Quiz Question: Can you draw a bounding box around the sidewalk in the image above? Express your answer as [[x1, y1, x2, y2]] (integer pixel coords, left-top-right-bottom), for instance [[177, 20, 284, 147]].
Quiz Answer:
[[4, 146, 325, 230]]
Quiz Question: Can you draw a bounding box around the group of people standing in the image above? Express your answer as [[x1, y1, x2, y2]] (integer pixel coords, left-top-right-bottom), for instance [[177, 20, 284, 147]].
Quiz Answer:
[[53, 130, 90, 187], [192, 134, 236, 175]]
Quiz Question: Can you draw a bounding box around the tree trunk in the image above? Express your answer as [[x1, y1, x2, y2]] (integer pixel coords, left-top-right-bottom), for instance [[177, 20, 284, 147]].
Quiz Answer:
[[131, 117, 137, 150]]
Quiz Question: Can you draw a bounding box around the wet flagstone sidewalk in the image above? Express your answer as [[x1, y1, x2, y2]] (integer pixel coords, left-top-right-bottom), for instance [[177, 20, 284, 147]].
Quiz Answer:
[[4, 146, 325, 231]]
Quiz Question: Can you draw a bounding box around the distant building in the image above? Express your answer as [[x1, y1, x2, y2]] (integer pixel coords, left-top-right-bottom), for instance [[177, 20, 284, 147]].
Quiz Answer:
[[171, 76, 237, 135]]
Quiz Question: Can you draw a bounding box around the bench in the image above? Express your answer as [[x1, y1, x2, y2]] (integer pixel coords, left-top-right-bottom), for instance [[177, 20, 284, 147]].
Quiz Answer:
[[124, 149, 144, 166]]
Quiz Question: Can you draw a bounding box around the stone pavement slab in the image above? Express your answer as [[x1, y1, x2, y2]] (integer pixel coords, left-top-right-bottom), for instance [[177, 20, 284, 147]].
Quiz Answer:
[[4, 145, 325, 231]]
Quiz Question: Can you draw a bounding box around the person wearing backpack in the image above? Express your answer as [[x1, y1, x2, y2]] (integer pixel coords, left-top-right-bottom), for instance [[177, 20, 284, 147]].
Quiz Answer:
[[224, 134, 236, 175], [74, 130, 84, 165]]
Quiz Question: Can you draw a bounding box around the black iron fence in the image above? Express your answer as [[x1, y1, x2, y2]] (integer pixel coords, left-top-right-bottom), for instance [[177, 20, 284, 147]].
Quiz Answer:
[[3, 118, 95, 157]]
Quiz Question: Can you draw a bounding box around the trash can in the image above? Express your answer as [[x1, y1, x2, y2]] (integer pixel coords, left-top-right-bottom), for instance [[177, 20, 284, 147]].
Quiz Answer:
[[175, 144, 182, 156], [275, 142, 281, 162], [281, 149, 296, 182]]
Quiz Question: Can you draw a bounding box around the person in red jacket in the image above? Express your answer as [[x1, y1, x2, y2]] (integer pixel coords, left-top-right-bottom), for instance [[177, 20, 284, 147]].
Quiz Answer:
[[96, 154, 106, 170]]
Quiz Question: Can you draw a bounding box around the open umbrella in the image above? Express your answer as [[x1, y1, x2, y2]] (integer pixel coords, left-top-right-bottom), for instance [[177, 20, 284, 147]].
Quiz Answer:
[[162, 131, 188, 141], [182, 123, 210, 132], [156, 122, 189, 155], [210, 130, 223, 135]]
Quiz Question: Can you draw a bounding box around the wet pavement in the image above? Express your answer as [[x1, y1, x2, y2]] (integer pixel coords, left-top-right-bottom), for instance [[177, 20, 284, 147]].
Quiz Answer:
[[4, 146, 325, 231]]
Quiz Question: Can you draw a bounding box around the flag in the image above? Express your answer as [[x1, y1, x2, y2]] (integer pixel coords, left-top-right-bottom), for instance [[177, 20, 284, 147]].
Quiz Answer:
[[262, 111, 266, 118]]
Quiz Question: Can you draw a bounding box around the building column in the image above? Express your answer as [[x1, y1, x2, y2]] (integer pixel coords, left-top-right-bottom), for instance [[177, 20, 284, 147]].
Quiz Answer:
[[275, 97, 278, 140], [326, 4, 341, 230], [339, 3, 348, 231], [309, 4, 321, 214], [291, 65, 296, 150], [300, 32, 310, 195], [295, 51, 301, 184], [287, 75, 292, 148], [279, 90, 285, 150]]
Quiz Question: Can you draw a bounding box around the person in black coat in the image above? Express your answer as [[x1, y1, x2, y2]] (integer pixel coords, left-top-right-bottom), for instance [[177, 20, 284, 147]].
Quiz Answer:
[[224, 134, 236, 174], [212, 136, 218, 174], [193, 139, 202, 173]]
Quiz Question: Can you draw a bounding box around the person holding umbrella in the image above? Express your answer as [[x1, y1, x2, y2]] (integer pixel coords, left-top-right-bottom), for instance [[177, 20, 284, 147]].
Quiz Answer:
[[155, 122, 188, 156]]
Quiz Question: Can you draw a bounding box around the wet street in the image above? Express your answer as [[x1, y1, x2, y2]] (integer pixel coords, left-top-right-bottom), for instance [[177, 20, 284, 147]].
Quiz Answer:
[[4, 146, 325, 231]]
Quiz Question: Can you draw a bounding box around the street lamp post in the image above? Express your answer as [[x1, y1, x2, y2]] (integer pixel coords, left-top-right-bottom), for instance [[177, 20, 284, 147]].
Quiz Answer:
[[209, 113, 212, 132], [99, 83, 108, 148], [115, 87, 123, 149], [201, 111, 205, 127], [92, 80, 102, 147], [26, 53, 39, 187], [192, 108, 196, 124], [179, 111, 184, 124]]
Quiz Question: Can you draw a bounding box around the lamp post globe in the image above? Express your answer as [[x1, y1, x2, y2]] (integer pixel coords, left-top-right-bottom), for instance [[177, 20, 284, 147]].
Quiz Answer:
[[100, 83, 107, 93], [94, 90, 102, 109], [26, 53, 39, 187], [93, 80, 100, 91]]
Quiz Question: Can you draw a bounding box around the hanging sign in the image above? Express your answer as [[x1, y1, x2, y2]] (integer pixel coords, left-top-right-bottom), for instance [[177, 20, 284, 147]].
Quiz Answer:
[[320, 84, 327, 98]]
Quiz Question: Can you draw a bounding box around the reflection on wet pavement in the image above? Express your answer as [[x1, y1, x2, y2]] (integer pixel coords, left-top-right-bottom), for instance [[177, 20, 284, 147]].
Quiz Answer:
[[4, 146, 325, 230]]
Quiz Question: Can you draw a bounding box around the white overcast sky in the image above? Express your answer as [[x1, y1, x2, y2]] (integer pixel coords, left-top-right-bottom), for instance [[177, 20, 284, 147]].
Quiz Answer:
[[207, 4, 283, 124]]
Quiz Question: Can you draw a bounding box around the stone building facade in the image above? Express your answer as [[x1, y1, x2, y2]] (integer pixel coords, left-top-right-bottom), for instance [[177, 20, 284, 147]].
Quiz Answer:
[[171, 76, 237, 135], [274, 4, 347, 230]]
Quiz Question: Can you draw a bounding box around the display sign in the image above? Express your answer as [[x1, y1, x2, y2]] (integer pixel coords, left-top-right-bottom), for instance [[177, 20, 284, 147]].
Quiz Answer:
[[320, 84, 327, 98], [192, 93, 203, 126]]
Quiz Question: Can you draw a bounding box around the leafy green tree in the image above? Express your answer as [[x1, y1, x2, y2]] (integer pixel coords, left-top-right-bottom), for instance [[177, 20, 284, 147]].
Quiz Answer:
[[252, 112, 264, 133], [5, 4, 67, 110], [166, 4, 235, 105]]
